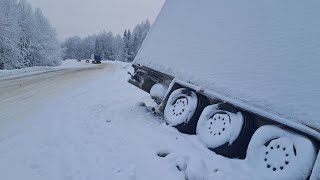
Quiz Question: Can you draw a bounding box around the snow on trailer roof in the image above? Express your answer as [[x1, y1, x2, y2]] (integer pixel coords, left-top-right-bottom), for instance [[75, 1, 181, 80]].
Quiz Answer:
[[134, 0, 320, 130]]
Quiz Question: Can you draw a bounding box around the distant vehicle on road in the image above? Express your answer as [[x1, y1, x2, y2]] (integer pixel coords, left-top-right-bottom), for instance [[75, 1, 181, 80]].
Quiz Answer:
[[92, 55, 101, 64], [0, 62, 4, 70]]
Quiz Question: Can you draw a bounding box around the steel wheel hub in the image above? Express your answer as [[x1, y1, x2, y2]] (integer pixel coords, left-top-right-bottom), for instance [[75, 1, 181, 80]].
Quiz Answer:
[[205, 113, 230, 136], [263, 138, 294, 172], [172, 98, 188, 117]]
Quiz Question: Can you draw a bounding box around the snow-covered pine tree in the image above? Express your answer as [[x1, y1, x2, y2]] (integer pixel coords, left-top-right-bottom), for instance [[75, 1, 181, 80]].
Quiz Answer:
[[82, 35, 96, 59], [130, 20, 151, 60], [121, 29, 130, 62], [112, 34, 123, 61], [94, 34, 104, 59], [101, 31, 114, 60]]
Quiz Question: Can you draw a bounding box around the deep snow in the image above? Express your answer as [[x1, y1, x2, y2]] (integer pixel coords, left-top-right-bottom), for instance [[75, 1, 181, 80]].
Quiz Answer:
[[0, 61, 317, 180]]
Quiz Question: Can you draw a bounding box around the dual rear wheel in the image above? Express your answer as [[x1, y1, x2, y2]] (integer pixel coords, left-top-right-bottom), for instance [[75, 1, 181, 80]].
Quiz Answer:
[[246, 125, 317, 180], [164, 88, 208, 134], [163, 88, 317, 179]]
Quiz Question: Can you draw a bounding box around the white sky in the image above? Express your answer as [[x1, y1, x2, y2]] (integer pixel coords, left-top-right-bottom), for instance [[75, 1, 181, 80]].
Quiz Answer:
[[26, 0, 165, 41]]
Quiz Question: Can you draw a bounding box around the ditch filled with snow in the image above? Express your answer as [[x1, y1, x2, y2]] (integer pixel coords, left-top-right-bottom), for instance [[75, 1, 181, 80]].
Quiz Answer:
[[0, 61, 316, 180]]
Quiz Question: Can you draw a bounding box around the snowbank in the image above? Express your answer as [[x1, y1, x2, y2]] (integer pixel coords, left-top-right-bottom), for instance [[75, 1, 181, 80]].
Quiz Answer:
[[0, 59, 94, 80]]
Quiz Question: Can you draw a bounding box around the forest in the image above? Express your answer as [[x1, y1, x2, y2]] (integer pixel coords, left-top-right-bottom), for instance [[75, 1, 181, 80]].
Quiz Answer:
[[0, 0, 151, 70], [0, 0, 62, 70], [61, 20, 151, 62]]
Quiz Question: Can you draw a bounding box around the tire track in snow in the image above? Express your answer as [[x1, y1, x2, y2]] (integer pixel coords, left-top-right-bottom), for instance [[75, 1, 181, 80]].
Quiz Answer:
[[0, 63, 112, 141]]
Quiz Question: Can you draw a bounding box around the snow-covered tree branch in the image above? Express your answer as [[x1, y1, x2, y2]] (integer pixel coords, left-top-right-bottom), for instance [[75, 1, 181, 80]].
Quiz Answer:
[[0, 0, 62, 70]]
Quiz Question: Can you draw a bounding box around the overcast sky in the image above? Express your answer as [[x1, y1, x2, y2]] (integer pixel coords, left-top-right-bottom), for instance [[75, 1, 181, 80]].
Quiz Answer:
[[26, 0, 165, 41]]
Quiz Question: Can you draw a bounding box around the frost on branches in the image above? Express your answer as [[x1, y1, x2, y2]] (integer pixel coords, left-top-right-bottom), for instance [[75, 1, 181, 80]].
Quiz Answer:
[[0, 0, 62, 70], [61, 20, 151, 62]]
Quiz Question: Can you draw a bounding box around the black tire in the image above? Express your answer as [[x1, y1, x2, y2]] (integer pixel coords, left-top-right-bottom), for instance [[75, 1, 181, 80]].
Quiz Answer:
[[164, 88, 209, 134]]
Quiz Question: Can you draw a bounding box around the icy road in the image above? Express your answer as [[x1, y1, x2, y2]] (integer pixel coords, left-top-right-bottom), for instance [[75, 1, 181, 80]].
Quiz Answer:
[[0, 61, 261, 180]]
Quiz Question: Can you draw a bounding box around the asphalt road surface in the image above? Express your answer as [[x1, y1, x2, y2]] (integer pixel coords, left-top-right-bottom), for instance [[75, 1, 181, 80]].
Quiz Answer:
[[0, 63, 112, 140]]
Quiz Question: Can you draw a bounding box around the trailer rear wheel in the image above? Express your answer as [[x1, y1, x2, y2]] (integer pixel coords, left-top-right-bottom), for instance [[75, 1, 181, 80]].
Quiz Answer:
[[164, 88, 208, 134], [196, 103, 254, 159], [246, 125, 317, 180]]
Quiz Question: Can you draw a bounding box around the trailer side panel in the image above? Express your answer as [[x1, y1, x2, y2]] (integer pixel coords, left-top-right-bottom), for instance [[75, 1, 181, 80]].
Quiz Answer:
[[134, 0, 320, 129]]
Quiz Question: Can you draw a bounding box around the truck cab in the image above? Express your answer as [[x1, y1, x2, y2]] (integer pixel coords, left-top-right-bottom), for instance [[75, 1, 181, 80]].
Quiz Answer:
[[92, 55, 101, 64]]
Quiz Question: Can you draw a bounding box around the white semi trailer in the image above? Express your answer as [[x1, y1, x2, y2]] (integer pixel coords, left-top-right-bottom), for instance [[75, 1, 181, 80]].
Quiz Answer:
[[128, 0, 320, 179]]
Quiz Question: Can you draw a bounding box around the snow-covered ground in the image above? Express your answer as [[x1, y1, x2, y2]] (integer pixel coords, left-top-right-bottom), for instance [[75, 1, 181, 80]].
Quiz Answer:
[[0, 59, 92, 80], [0, 61, 313, 180]]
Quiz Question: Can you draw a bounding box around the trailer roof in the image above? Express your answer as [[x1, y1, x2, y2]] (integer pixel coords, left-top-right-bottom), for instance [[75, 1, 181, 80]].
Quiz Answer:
[[134, 0, 320, 130]]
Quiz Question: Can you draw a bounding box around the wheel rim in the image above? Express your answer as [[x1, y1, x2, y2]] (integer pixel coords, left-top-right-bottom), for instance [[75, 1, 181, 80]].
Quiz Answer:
[[197, 112, 234, 148], [164, 88, 198, 127], [197, 104, 244, 149], [246, 125, 317, 180], [263, 137, 296, 172], [206, 113, 230, 136], [171, 97, 188, 120]]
